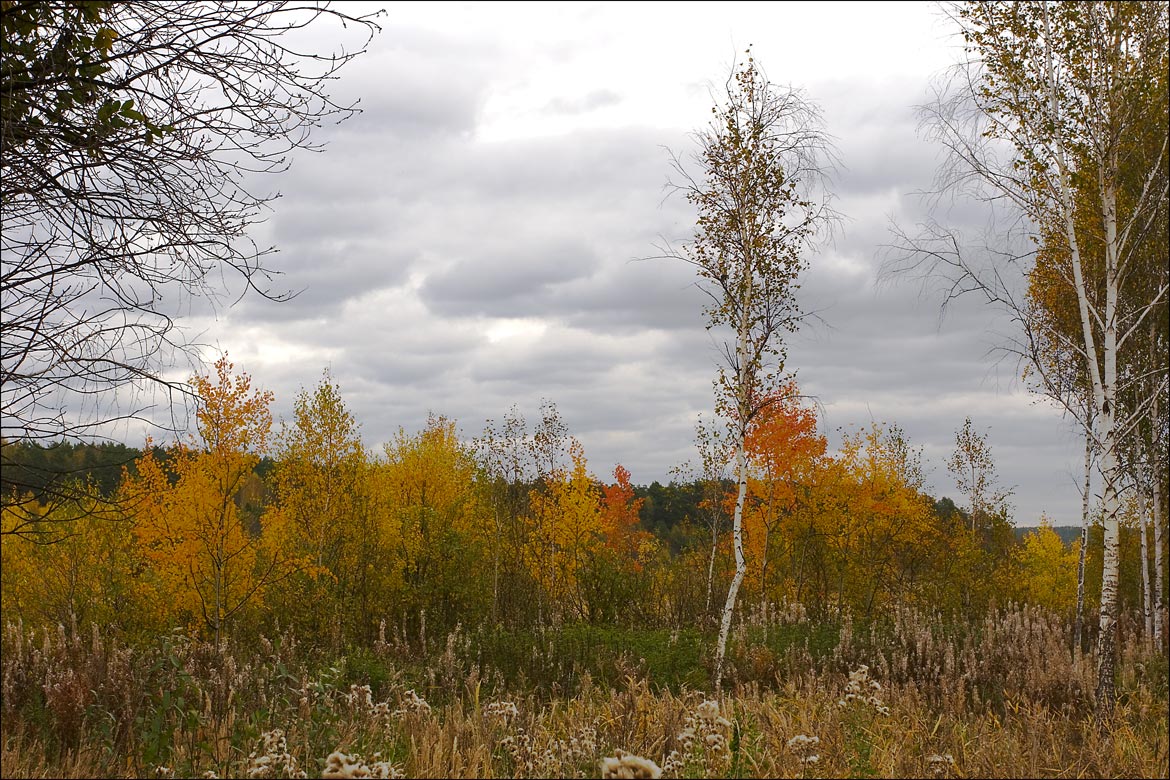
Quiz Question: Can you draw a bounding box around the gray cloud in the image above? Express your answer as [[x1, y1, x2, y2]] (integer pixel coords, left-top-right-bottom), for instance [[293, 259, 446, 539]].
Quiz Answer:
[[328, 26, 494, 142], [181, 6, 1089, 531], [544, 89, 623, 115], [421, 241, 601, 315]]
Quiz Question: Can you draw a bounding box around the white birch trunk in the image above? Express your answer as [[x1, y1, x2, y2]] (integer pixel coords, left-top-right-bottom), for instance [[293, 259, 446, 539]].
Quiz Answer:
[[492, 505, 502, 624], [713, 316, 751, 694], [713, 434, 749, 693], [1075, 419, 1092, 652], [1150, 376, 1166, 649], [1041, 2, 1121, 717], [1153, 471, 1166, 649], [1139, 484, 1153, 643], [705, 519, 718, 621], [1093, 169, 1123, 717]]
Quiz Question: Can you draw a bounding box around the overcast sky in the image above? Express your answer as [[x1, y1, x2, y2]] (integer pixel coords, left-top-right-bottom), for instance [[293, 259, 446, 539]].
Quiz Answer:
[[179, 1, 1090, 526]]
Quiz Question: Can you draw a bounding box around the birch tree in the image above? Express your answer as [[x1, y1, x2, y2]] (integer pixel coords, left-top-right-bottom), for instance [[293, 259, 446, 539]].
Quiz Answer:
[[885, 1, 1168, 718], [476, 401, 569, 626], [948, 416, 1012, 538], [666, 50, 835, 691]]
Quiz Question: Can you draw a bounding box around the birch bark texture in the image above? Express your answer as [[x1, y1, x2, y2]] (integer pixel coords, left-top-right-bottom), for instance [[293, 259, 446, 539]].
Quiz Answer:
[[884, 2, 1168, 720], [666, 50, 835, 693]]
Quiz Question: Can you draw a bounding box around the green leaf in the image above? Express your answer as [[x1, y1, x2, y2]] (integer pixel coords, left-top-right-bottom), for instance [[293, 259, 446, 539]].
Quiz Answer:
[[94, 27, 118, 54], [97, 99, 117, 123]]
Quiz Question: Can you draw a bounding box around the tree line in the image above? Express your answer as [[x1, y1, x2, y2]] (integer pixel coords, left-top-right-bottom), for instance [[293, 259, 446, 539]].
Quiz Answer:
[[2, 359, 1162, 652]]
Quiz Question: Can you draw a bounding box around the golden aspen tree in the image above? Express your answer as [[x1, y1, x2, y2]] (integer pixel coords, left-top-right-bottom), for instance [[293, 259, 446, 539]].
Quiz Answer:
[[128, 357, 299, 645], [266, 371, 369, 642], [376, 415, 490, 631], [525, 439, 604, 621], [0, 488, 141, 633], [1015, 518, 1081, 613], [820, 424, 932, 616]]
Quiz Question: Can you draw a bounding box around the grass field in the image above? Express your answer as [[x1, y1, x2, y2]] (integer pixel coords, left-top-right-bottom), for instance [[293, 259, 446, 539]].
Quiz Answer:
[[2, 605, 1167, 778]]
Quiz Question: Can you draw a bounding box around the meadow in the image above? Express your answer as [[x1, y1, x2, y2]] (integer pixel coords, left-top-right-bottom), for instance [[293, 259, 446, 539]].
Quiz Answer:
[[3, 604, 1166, 778]]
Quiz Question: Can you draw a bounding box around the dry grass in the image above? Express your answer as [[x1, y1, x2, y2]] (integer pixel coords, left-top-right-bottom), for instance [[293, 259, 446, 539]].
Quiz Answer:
[[3, 677, 1166, 778], [2, 609, 1167, 778]]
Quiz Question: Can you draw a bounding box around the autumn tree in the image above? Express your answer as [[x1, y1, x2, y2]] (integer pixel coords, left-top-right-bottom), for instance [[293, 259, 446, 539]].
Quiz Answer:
[[599, 464, 650, 561], [884, 1, 1168, 717], [127, 357, 298, 646], [0, 485, 141, 634], [945, 417, 1017, 613], [666, 49, 836, 690], [1, 2, 381, 507], [477, 401, 569, 626], [812, 423, 945, 616], [742, 380, 825, 601], [1014, 517, 1080, 613], [524, 439, 604, 622], [948, 417, 1013, 537], [1022, 26, 1169, 648], [266, 370, 370, 645], [377, 415, 491, 634], [579, 464, 657, 623]]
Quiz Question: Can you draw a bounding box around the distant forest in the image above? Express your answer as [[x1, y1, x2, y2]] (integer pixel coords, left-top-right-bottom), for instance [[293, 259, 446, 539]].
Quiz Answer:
[[1, 439, 1077, 548]]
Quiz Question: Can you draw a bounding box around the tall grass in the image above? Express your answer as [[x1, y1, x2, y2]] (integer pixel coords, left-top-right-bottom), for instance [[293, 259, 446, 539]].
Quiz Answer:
[[2, 605, 1166, 778]]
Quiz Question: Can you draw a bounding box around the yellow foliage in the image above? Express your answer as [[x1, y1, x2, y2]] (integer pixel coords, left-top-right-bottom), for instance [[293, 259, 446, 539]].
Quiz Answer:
[[270, 370, 365, 574], [1, 492, 142, 633], [745, 421, 948, 616], [125, 356, 302, 641], [1014, 517, 1080, 613], [524, 439, 603, 620], [372, 414, 491, 620]]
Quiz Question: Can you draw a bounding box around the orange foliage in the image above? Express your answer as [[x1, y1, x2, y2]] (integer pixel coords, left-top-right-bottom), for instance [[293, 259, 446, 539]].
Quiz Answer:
[[600, 464, 651, 567], [741, 381, 826, 597]]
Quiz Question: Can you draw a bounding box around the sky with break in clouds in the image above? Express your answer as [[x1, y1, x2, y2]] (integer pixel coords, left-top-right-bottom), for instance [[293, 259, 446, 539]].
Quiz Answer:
[[168, 1, 1092, 526]]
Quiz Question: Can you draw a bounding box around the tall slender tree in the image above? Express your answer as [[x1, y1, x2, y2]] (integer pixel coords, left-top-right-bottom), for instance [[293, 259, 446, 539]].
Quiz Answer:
[[666, 49, 836, 691]]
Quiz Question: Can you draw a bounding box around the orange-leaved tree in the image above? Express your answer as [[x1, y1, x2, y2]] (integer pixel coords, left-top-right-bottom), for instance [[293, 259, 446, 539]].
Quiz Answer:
[[742, 381, 825, 601], [599, 464, 650, 563]]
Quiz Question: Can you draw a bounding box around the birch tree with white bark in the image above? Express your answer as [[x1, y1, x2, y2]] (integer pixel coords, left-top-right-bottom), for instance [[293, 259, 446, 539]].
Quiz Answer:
[[884, 1, 1168, 719], [665, 50, 836, 692]]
